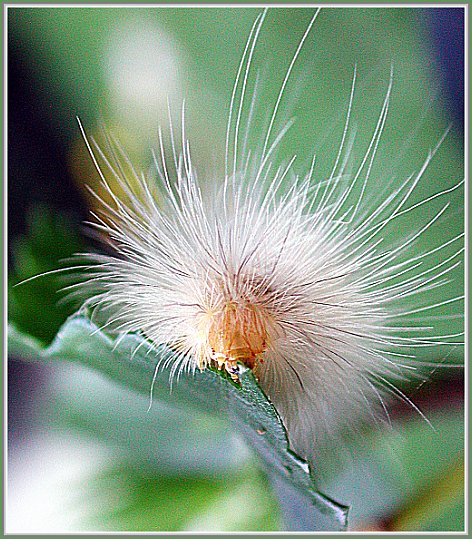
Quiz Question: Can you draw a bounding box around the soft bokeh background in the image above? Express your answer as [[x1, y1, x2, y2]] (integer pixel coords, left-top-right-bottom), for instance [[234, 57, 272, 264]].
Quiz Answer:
[[8, 7, 464, 532]]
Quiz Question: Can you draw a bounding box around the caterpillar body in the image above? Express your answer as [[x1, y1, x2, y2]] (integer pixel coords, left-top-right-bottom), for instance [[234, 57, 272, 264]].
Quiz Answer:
[[74, 8, 464, 468]]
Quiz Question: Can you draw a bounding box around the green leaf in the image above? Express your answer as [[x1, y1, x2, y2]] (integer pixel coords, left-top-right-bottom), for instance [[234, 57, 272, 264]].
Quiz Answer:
[[320, 408, 464, 531], [389, 454, 464, 531], [50, 365, 252, 476], [81, 460, 281, 532], [9, 206, 85, 343], [8, 314, 349, 531]]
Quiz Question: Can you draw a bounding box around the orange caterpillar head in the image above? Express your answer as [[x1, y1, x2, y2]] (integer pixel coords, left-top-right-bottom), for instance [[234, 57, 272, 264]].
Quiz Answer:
[[207, 301, 272, 378]]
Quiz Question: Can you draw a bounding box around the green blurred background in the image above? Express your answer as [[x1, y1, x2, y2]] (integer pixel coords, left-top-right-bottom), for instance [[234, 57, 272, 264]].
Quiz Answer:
[[8, 7, 464, 532]]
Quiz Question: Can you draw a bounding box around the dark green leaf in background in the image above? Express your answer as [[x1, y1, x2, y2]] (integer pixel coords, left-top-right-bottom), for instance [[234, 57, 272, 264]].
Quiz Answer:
[[8, 207, 85, 343]]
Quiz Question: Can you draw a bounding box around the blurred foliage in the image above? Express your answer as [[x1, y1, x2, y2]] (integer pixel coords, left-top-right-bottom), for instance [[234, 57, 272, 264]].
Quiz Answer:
[[8, 314, 349, 530], [9, 313, 464, 530], [324, 408, 464, 530], [8, 207, 85, 343], [389, 454, 464, 531], [9, 312, 464, 531], [8, 6, 464, 532], [83, 460, 280, 532]]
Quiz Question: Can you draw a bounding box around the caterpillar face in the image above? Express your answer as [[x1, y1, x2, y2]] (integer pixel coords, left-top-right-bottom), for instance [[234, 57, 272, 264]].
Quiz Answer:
[[207, 301, 268, 374]]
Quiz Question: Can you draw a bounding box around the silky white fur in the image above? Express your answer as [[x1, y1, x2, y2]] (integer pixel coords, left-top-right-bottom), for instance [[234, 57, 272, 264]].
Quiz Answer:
[[73, 9, 464, 466]]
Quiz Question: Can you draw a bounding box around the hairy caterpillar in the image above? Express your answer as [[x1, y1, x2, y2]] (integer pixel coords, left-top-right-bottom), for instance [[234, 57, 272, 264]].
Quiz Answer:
[[67, 7, 463, 469]]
